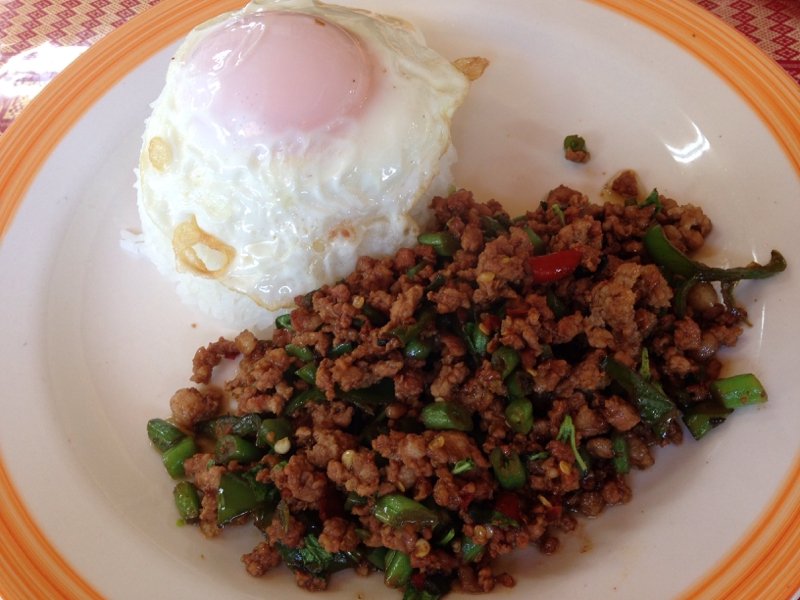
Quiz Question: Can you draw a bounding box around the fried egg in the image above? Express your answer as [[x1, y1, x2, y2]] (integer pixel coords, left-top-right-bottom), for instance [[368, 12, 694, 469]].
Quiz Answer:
[[137, 0, 482, 323]]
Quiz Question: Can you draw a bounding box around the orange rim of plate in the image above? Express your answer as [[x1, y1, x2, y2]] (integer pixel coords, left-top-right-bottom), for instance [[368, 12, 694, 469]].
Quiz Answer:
[[0, 0, 799, 598]]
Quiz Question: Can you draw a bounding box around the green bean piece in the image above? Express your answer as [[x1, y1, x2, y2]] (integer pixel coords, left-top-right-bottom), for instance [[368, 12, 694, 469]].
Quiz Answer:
[[162, 435, 197, 479], [344, 491, 368, 511], [610, 431, 630, 474], [563, 134, 586, 152], [425, 273, 448, 292], [215, 434, 263, 464], [421, 402, 473, 432], [602, 356, 679, 428], [283, 386, 326, 416], [710, 373, 768, 408], [404, 338, 433, 360], [285, 344, 314, 362], [173, 481, 202, 523], [275, 314, 294, 330], [643, 224, 786, 282], [451, 457, 476, 475], [147, 418, 186, 452], [362, 303, 389, 327], [682, 401, 734, 440], [295, 362, 317, 385], [545, 289, 567, 321], [556, 415, 588, 472], [216, 471, 261, 525], [336, 378, 395, 408], [373, 494, 439, 530], [479, 215, 508, 237], [256, 418, 292, 449], [460, 536, 485, 563], [504, 398, 533, 434], [491, 346, 520, 380], [489, 448, 527, 490], [196, 415, 238, 440], [520, 223, 547, 255], [385, 307, 436, 346], [328, 342, 353, 358], [506, 369, 534, 399], [464, 322, 489, 357], [231, 413, 261, 438], [417, 232, 461, 257], [406, 261, 429, 279], [384, 549, 412, 588], [365, 546, 388, 570]]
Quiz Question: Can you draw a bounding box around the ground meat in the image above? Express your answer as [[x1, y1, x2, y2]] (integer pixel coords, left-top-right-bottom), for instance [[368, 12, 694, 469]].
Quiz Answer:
[[155, 184, 773, 597]]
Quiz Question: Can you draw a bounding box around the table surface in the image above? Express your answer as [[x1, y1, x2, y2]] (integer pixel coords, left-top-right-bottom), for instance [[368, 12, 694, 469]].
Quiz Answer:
[[0, 0, 799, 134]]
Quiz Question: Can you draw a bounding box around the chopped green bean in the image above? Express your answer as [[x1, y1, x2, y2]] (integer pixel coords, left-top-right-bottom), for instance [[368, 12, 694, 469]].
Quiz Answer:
[[451, 457, 476, 475], [491, 346, 520, 380], [479, 215, 508, 237], [362, 303, 389, 327], [421, 402, 473, 432], [417, 232, 461, 257], [231, 413, 261, 438], [506, 369, 534, 399], [147, 418, 186, 452], [710, 373, 768, 408], [610, 431, 630, 474], [162, 435, 197, 479], [283, 386, 326, 416], [489, 448, 526, 490], [682, 401, 733, 440], [384, 549, 412, 588], [385, 307, 436, 346], [504, 398, 533, 434], [563, 134, 586, 151], [344, 491, 368, 511], [373, 494, 439, 530], [216, 471, 261, 525], [173, 481, 201, 523], [425, 273, 447, 292], [285, 344, 314, 362], [275, 314, 294, 330], [365, 546, 388, 570]]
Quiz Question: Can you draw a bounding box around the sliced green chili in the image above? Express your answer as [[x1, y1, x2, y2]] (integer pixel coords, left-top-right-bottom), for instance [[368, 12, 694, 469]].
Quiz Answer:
[[372, 494, 439, 530], [417, 232, 461, 257], [328, 342, 353, 358], [638, 188, 662, 214], [336, 378, 395, 408], [147, 418, 185, 452], [710, 373, 768, 408], [451, 457, 476, 475], [173, 481, 201, 523], [506, 369, 534, 399], [295, 362, 317, 385], [421, 402, 473, 432], [385, 306, 436, 346], [162, 435, 197, 479], [489, 448, 526, 490], [551, 205, 566, 226], [216, 471, 261, 525], [504, 398, 533, 434], [285, 344, 314, 362], [384, 549, 412, 588]]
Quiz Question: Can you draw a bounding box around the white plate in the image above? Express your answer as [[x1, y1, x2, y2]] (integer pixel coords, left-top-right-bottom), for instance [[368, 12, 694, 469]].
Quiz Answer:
[[1, 0, 799, 598]]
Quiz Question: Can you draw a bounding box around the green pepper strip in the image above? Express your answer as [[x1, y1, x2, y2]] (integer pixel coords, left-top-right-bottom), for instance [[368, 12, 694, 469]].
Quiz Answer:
[[215, 434, 264, 463], [491, 346, 520, 380], [504, 398, 533, 434], [336, 378, 395, 408], [556, 415, 588, 472], [610, 431, 630, 474], [710, 373, 768, 408], [173, 481, 202, 523], [602, 356, 679, 428], [682, 400, 734, 440], [147, 418, 185, 452], [231, 413, 261, 438], [285, 344, 314, 362], [216, 471, 262, 525], [404, 338, 433, 360], [384, 549, 412, 588], [643, 224, 786, 282], [425, 273, 448, 292], [162, 435, 197, 479], [545, 289, 567, 320], [372, 494, 439, 530], [283, 386, 326, 416], [421, 402, 474, 432], [417, 232, 461, 257], [328, 341, 353, 358], [385, 306, 436, 346], [489, 448, 527, 490], [256, 417, 293, 449]]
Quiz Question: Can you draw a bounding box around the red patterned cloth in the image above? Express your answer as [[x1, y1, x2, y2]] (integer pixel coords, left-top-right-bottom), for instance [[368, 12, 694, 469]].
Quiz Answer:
[[0, 0, 798, 133]]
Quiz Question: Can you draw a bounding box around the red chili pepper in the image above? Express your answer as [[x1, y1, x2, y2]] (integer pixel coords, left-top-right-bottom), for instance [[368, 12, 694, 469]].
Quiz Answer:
[[528, 248, 582, 283], [410, 572, 426, 592], [493, 491, 521, 522]]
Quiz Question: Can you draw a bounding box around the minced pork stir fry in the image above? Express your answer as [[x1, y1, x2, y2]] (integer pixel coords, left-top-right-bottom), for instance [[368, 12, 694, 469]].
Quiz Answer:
[[148, 172, 785, 598]]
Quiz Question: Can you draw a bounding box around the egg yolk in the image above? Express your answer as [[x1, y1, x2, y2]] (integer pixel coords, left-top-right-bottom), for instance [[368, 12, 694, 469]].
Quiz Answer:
[[184, 10, 372, 142]]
